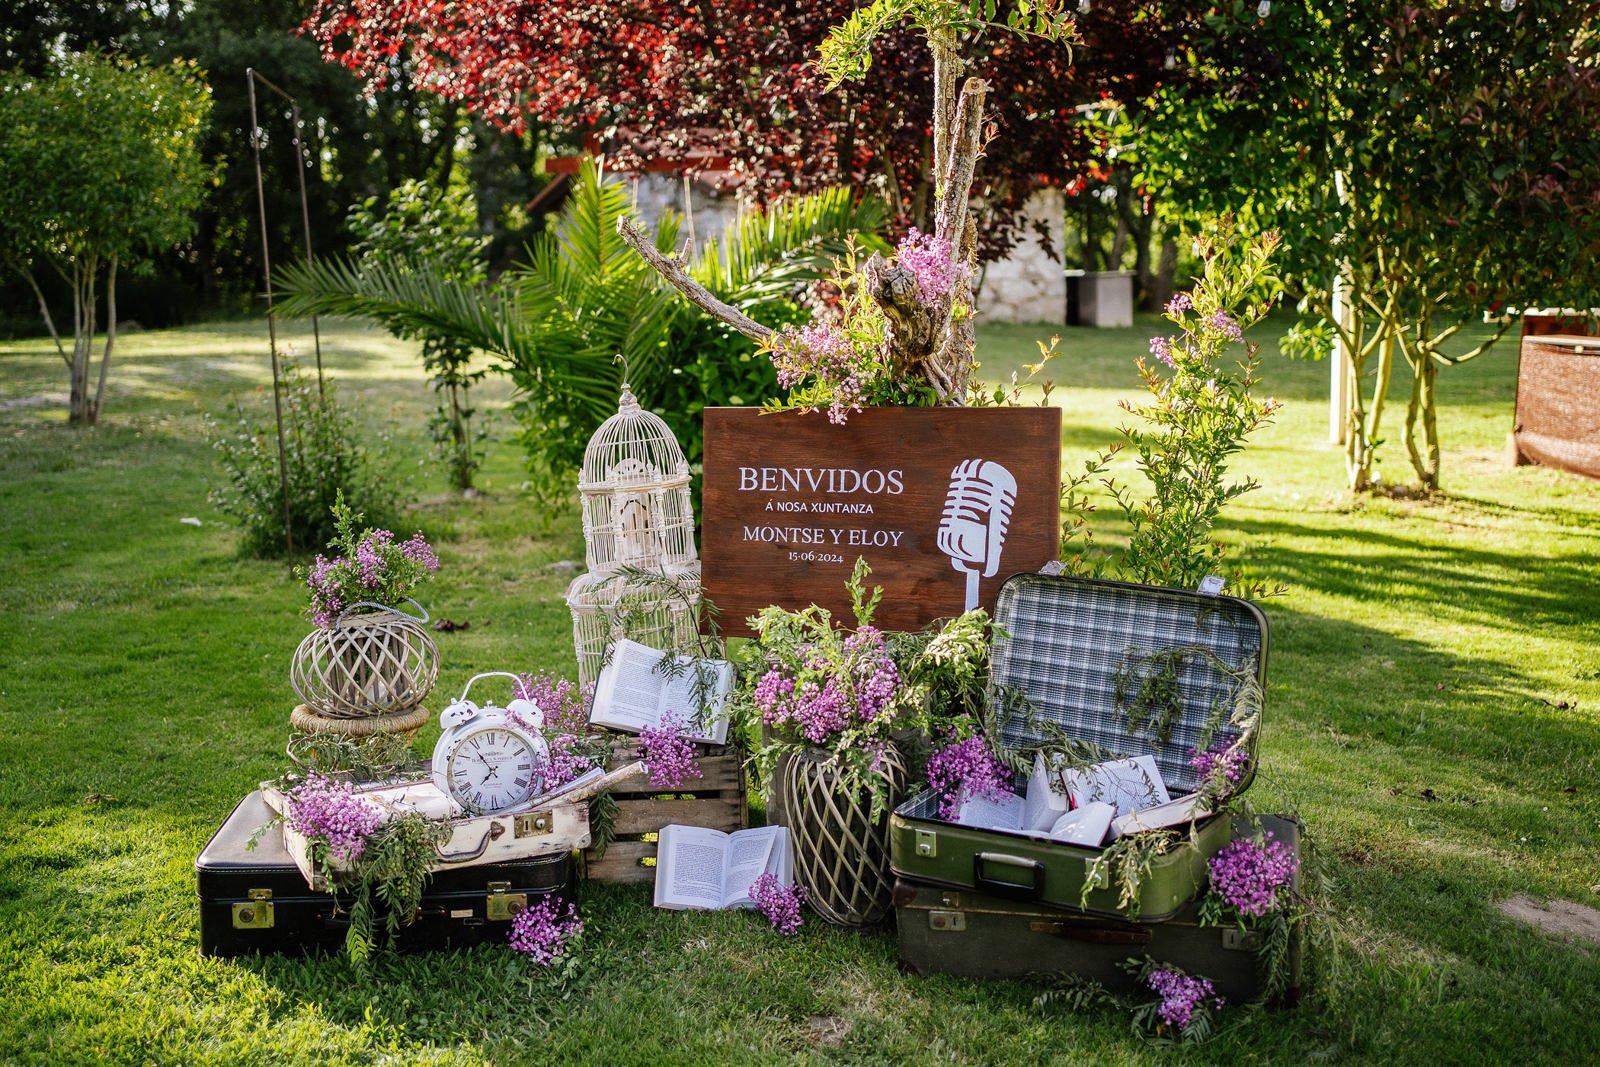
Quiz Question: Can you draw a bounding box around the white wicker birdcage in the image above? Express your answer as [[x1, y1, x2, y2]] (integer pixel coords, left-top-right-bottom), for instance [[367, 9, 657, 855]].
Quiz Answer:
[[578, 381, 698, 577], [566, 379, 706, 686], [565, 566, 705, 687]]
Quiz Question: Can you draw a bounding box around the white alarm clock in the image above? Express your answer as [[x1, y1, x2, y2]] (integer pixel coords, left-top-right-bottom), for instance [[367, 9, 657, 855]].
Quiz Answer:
[[431, 672, 551, 814]]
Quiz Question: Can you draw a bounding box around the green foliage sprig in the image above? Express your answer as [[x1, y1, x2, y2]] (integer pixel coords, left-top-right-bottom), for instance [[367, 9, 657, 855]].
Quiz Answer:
[[1081, 830, 1180, 918], [206, 359, 408, 558], [341, 814, 451, 967]]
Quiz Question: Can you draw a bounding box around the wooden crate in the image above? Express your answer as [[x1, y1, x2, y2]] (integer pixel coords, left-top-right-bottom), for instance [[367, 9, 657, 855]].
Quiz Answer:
[[581, 747, 748, 883]]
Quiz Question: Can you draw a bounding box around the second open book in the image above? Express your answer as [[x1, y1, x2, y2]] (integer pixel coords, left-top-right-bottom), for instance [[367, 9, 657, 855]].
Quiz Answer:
[[652, 824, 794, 911]]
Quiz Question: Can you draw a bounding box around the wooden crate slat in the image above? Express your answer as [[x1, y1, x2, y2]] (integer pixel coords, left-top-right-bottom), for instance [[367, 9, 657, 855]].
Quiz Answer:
[[583, 840, 659, 884], [612, 796, 745, 836], [602, 754, 745, 795]]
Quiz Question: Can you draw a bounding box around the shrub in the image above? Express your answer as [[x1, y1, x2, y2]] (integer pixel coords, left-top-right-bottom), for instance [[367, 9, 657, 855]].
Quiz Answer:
[[207, 360, 407, 557]]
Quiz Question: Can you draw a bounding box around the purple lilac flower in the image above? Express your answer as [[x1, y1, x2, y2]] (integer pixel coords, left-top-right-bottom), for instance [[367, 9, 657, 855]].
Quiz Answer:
[[399, 532, 440, 572], [285, 773, 384, 865], [749, 872, 806, 935], [924, 731, 1013, 821], [1146, 968, 1223, 1031], [1149, 335, 1176, 368], [353, 529, 394, 589], [638, 712, 702, 790], [756, 628, 901, 745], [1206, 308, 1243, 341], [515, 672, 591, 737], [507, 895, 583, 965], [772, 321, 865, 425], [896, 227, 964, 305], [1207, 833, 1300, 917], [1166, 292, 1193, 314], [1189, 738, 1250, 792]]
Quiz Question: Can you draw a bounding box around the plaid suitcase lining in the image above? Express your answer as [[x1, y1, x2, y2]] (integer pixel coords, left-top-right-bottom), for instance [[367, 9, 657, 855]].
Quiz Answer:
[[988, 577, 1264, 797]]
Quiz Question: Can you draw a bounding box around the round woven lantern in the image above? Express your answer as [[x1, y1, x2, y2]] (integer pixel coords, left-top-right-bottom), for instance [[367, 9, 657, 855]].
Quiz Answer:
[[779, 746, 908, 927], [290, 600, 439, 719]]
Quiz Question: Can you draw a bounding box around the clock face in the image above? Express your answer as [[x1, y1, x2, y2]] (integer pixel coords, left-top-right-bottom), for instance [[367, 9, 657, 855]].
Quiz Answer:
[[445, 727, 545, 813]]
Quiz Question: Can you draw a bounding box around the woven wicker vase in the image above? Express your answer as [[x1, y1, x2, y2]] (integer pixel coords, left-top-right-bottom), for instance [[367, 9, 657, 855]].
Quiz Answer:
[[778, 745, 907, 928], [290, 602, 439, 719]]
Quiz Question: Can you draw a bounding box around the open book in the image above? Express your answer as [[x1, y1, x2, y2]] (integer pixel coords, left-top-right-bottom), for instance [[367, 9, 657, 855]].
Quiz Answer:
[[589, 638, 733, 745], [653, 824, 793, 911]]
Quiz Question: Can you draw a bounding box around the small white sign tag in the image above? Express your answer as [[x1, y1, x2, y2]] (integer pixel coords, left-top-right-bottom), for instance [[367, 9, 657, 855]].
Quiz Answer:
[[1197, 575, 1226, 597]]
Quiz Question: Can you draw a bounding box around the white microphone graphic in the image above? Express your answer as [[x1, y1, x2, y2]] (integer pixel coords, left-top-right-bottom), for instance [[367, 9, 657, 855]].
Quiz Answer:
[[938, 458, 1018, 611]]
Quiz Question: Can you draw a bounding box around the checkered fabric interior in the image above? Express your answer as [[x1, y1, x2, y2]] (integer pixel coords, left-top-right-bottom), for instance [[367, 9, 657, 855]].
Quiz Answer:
[[988, 575, 1267, 797]]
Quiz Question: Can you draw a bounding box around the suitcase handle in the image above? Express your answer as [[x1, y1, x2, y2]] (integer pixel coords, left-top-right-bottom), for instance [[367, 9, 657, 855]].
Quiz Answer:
[[973, 851, 1045, 901], [435, 820, 506, 864], [1029, 919, 1154, 945]]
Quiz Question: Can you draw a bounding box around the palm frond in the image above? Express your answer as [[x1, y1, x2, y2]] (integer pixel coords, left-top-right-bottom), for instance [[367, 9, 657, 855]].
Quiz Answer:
[[695, 188, 890, 306]]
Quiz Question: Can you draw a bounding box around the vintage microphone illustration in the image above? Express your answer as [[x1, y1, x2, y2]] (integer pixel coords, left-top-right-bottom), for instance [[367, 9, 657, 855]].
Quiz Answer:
[[937, 458, 1018, 611]]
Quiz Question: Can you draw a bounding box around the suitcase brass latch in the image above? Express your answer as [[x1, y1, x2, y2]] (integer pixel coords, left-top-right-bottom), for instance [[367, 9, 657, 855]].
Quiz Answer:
[[232, 888, 274, 930], [485, 881, 528, 921], [514, 810, 554, 838], [928, 909, 966, 932], [914, 829, 938, 858], [1222, 927, 1261, 952]]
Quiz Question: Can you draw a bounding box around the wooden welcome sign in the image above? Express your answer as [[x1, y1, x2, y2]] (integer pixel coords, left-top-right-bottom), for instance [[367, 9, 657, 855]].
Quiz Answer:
[[701, 407, 1062, 634]]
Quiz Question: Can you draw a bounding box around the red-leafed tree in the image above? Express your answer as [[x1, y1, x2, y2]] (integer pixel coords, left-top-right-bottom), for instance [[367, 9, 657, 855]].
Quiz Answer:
[[300, 0, 1196, 259]]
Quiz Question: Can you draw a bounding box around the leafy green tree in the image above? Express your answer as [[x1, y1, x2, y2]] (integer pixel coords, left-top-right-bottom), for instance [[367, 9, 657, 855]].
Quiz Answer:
[[276, 159, 885, 493], [0, 53, 212, 425], [348, 180, 490, 490], [1129, 0, 1600, 492]]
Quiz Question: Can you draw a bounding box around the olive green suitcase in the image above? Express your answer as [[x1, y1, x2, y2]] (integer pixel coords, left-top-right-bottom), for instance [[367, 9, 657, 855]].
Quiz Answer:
[[889, 573, 1268, 921], [894, 815, 1302, 1004]]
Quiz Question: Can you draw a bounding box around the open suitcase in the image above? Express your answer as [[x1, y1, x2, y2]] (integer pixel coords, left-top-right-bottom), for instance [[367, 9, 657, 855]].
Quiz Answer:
[[890, 573, 1269, 921], [894, 814, 1302, 1003], [196, 792, 575, 958]]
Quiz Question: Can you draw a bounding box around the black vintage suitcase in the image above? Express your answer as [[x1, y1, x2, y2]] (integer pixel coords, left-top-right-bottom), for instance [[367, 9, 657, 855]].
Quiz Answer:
[[891, 573, 1268, 920], [893, 815, 1302, 1004], [196, 792, 575, 958]]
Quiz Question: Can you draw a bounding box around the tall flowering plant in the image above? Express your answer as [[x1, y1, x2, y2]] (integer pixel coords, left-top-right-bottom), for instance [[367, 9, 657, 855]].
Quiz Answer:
[[298, 491, 440, 628]]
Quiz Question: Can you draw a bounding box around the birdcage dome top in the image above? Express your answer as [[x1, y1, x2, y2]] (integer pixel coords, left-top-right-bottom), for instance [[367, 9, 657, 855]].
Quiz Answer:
[[579, 381, 690, 491]]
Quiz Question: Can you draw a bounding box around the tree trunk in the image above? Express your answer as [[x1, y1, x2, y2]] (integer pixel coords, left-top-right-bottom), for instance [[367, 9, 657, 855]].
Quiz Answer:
[[17, 265, 69, 364], [1151, 235, 1178, 313], [91, 254, 118, 424], [1131, 205, 1155, 310], [69, 257, 96, 426], [1402, 351, 1440, 491]]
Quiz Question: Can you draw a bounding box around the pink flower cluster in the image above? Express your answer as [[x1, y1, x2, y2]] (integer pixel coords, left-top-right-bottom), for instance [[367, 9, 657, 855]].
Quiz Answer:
[[896, 228, 963, 305], [638, 712, 702, 790], [303, 526, 439, 629], [515, 672, 590, 737], [1146, 968, 1224, 1031], [749, 872, 806, 935], [400, 532, 439, 571], [772, 322, 865, 425], [507, 895, 583, 966], [754, 627, 901, 745], [285, 773, 383, 865], [1189, 738, 1250, 791], [925, 731, 1013, 821], [1207, 833, 1300, 917], [1166, 292, 1194, 314], [1207, 308, 1243, 341]]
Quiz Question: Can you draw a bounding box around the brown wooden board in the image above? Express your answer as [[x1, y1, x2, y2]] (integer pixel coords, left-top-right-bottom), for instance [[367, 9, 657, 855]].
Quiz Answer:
[[701, 407, 1062, 634], [581, 746, 748, 884]]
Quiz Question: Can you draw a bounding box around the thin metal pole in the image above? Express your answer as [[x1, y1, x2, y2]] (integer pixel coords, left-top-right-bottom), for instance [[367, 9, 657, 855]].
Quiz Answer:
[[247, 68, 296, 566], [289, 101, 326, 401]]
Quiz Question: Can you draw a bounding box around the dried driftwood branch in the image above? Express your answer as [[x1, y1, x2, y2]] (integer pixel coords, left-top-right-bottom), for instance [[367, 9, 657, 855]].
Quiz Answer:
[[614, 217, 775, 345]]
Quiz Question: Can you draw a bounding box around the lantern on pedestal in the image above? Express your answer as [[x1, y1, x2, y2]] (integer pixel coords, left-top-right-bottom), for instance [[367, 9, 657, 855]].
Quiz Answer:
[[565, 380, 704, 686]]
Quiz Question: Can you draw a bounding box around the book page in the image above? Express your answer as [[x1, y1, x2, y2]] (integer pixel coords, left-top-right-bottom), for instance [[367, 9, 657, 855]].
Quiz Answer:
[[657, 657, 733, 745], [590, 639, 672, 733], [1020, 754, 1069, 832], [1060, 755, 1171, 818], [719, 825, 786, 909], [954, 789, 1024, 831], [653, 825, 731, 910]]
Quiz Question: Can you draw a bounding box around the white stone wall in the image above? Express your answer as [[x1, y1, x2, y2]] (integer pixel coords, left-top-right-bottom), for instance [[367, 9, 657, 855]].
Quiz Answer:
[[976, 187, 1066, 325], [626, 173, 744, 252]]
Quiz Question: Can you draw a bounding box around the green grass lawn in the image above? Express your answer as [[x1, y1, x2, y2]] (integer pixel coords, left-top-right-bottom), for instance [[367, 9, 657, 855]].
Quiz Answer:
[[1, 314, 1597, 1065]]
